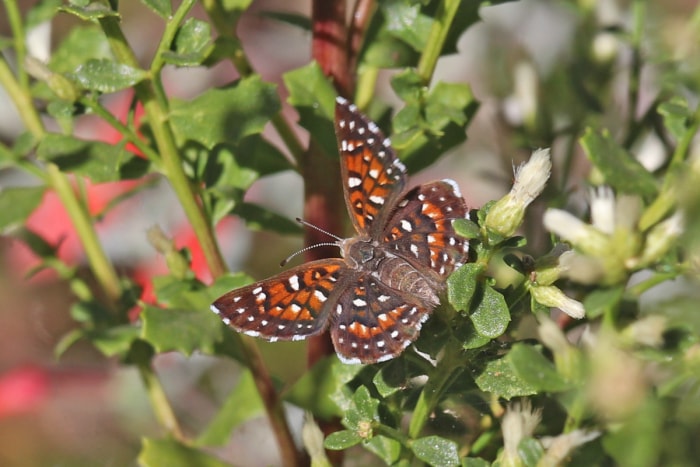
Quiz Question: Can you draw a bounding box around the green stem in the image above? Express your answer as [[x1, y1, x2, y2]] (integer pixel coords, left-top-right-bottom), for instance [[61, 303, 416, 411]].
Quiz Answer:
[[98, 15, 227, 279], [0, 56, 43, 137], [47, 164, 123, 301], [138, 361, 184, 440], [4, 0, 28, 88], [416, 0, 460, 85]]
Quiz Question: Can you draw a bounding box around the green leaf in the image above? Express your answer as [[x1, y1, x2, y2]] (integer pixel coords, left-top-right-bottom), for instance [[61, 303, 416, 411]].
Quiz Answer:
[[518, 437, 544, 467], [233, 202, 303, 235], [580, 128, 658, 199], [26, 0, 62, 29], [141, 307, 223, 355], [392, 81, 477, 173], [89, 325, 141, 357], [470, 284, 510, 339], [71, 59, 148, 92], [411, 436, 460, 467], [37, 134, 149, 182], [0, 186, 46, 231], [49, 26, 113, 74], [447, 263, 484, 312], [260, 11, 312, 31], [583, 286, 624, 319], [196, 369, 264, 446], [474, 356, 537, 399], [380, 0, 433, 51], [657, 98, 689, 141], [372, 359, 407, 398], [283, 62, 338, 158], [343, 386, 379, 433], [170, 76, 280, 149], [507, 344, 571, 392], [138, 437, 231, 467], [453, 218, 480, 239], [324, 430, 363, 450], [162, 18, 214, 67], [141, 0, 171, 18], [59, 2, 120, 20], [204, 137, 292, 192], [285, 356, 343, 420], [462, 458, 491, 467], [365, 436, 402, 465]]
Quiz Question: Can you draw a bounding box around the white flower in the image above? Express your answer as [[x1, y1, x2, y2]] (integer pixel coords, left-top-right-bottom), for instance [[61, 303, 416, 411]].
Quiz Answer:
[[501, 400, 542, 467], [540, 430, 601, 466]]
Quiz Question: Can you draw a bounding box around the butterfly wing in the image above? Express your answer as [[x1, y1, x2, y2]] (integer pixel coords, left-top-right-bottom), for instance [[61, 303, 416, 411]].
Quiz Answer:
[[335, 97, 407, 236], [329, 274, 432, 364], [382, 179, 470, 280], [211, 260, 347, 341]]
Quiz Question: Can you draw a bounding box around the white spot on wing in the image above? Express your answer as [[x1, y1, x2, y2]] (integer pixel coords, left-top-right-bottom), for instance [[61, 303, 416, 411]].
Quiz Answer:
[[348, 177, 362, 188]]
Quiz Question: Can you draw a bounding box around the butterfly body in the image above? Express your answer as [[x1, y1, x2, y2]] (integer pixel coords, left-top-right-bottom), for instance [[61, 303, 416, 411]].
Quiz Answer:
[[211, 97, 470, 364]]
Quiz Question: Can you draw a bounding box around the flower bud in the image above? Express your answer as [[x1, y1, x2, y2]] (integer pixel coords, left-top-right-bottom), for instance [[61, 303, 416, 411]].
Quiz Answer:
[[531, 285, 585, 319], [485, 148, 551, 238]]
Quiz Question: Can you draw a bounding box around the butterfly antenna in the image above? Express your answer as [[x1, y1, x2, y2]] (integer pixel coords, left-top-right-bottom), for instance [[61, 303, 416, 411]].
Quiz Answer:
[[280, 242, 340, 267], [279, 218, 345, 267], [295, 217, 344, 241]]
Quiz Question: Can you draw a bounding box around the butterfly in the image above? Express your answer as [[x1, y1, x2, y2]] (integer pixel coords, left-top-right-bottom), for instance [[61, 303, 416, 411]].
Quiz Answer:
[[211, 97, 470, 364]]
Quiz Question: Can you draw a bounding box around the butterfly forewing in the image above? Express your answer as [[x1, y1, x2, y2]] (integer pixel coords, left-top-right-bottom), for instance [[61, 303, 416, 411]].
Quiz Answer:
[[330, 274, 430, 364], [383, 180, 470, 279], [211, 260, 346, 341], [335, 98, 406, 236]]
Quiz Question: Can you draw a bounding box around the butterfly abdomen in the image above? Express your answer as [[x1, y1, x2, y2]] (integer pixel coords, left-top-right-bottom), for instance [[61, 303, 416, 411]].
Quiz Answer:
[[374, 255, 440, 307]]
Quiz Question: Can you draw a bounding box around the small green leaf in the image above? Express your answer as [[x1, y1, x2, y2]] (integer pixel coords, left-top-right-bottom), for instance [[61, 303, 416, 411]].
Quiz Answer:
[[580, 128, 658, 199], [365, 436, 402, 465], [260, 11, 312, 31], [89, 325, 141, 357], [411, 436, 460, 467], [507, 344, 571, 392], [470, 284, 510, 339], [380, 0, 433, 51], [657, 98, 689, 141], [141, 307, 223, 355], [372, 359, 407, 398], [233, 202, 303, 235], [474, 356, 537, 399], [518, 437, 545, 467], [141, 0, 171, 18], [37, 134, 149, 182], [71, 59, 148, 92], [0, 186, 46, 231], [324, 430, 363, 450], [170, 76, 280, 148], [283, 62, 338, 158], [26, 0, 62, 29], [353, 385, 379, 421], [452, 218, 480, 239], [462, 458, 491, 467], [59, 2, 120, 20], [196, 369, 264, 446], [49, 26, 113, 74], [138, 437, 231, 467], [447, 263, 484, 312], [162, 18, 214, 67]]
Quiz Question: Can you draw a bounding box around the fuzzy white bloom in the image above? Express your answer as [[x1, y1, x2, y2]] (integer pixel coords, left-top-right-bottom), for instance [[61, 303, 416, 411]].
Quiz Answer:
[[624, 315, 667, 347], [501, 400, 542, 467], [531, 285, 586, 319], [540, 430, 602, 466], [589, 186, 615, 234], [485, 149, 552, 237], [543, 209, 608, 256], [538, 316, 571, 353]]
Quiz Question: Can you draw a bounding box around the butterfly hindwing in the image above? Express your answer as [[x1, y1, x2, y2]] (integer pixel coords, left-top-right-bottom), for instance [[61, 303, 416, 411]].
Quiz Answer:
[[329, 274, 430, 364], [211, 260, 346, 341], [382, 179, 470, 279]]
